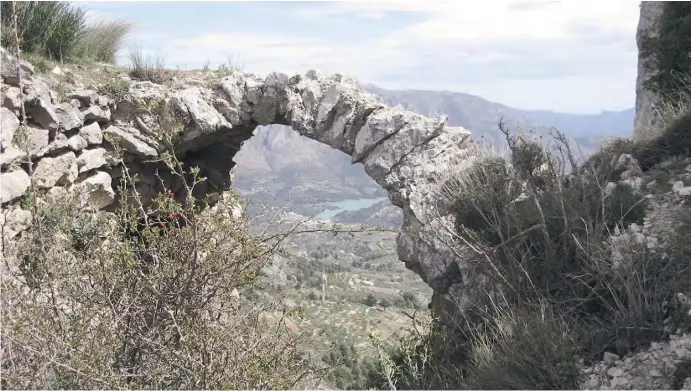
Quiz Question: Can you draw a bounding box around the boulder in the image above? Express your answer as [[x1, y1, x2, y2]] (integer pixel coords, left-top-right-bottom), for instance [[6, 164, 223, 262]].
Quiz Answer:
[[0, 47, 34, 87], [67, 135, 88, 152], [0, 205, 32, 240], [32, 151, 77, 188], [76, 147, 108, 173], [77, 122, 103, 145], [55, 102, 85, 131], [0, 170, 31, 204], [76, 171, 115, 209], [103, 125, 158, 157], [0, 107, 19, 150]]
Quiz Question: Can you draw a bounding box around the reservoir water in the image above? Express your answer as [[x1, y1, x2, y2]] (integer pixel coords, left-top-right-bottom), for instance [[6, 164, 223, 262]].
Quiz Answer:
[[315, 197, 388, 219]]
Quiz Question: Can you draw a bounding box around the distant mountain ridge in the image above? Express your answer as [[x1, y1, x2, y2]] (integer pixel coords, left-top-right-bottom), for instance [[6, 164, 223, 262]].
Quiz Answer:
[[363, 85, 634, 147], [232, 85, 635, 207]]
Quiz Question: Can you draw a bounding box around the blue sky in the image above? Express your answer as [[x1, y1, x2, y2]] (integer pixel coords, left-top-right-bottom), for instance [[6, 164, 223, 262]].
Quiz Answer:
[[81, 0, 642, 114]]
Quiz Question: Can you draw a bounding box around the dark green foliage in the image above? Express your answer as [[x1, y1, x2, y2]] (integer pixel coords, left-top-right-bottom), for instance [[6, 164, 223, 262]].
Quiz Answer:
[[631, 109, 691, 170], [604, 183, 648, 228], [459, 306, 581, 390], [1, 1, 86, 61], [640, 2, 691, 102], [673, 358, 691, 390], [321, 342, 382, 390], [362, 294, 378, 307]]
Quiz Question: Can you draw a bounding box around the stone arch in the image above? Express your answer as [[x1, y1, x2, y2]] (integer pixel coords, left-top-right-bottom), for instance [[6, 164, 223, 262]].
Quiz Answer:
[[112, 70, 475, 314]]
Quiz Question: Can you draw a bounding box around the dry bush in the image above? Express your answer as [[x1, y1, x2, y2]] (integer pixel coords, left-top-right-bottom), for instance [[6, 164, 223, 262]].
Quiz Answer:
[[1, 106, 320, 389], [1, 185, 317, 389], [75, 20, 133, 63], [367, 121, 691, 390], [128, 48, 175, 84]]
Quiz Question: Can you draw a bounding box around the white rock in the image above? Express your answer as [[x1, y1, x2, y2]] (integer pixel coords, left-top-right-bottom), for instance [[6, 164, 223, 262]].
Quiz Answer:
[[67, 135, 88, 151], [0, 170, 31, 204], [32, 151, 77, 188], [80, 105, 111, 122], [649, 368, 663, 377], [76, 148, 108, 173], [0, 205, 32, 241], [679, 187, 691, 197], [55, 102, 85, 131], [23, 125, 49, 157], [646, 236, 659, 250], [103, 125, 157, 157], [77, 122, 103, 145], [0, 145, 24, 169], [0, 107, 19, 149], [673, 181, 685, 193], [0, 47, 34, 86], [2, 85, 22, 113], [607, 366, 624, 377], [76, 171, 115, 209], [603, 351, 619, 365]]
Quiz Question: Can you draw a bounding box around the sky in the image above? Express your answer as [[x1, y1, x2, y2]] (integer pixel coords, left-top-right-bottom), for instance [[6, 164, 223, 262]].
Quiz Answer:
[[80, 0, 643, 114]]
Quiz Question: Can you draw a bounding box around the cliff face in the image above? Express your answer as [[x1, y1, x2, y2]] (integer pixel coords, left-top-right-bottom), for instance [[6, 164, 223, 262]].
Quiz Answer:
[[633, 1, 665, 140], [0, 48, 479, 320]]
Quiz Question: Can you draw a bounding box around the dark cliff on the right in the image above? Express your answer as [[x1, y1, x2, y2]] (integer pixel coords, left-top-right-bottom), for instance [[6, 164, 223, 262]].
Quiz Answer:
[[634, 1, 691, 140]]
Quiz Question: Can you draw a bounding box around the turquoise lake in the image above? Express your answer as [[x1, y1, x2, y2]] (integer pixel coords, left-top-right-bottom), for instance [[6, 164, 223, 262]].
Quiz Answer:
[[315, 197, 388, 219]]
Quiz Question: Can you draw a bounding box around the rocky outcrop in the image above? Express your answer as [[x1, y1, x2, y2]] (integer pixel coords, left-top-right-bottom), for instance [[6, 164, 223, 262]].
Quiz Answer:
[[633, 1, 665, 140], [0, 49, 477, 319]]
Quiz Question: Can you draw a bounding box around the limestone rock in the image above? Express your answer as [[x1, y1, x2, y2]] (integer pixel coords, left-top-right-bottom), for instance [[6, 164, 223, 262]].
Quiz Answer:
[[67, 135, 88, 151], [0, 145, 24, 169], [55, 102, 85, 131], [673, 181, 686, 193], [80, 105, 111, 122], [76, 171, 115, 209], [634, 1, 665, 140], [0, 107, 19, 149], [171, 87, 232, 143], [0, 47, 34, 87], [23, 125, 50, 157], [0, 206, 32, 240], [0, 170, 31, 204], [103, 125, 158, 157], [69, 89, 98, 106], [25, 95, 58, 132], [78, 122, 103, 145], [76, 148, 108, 173], [32, 151, 77, 188], [1, 85, 22, 113], [42, 133, 69, 155]]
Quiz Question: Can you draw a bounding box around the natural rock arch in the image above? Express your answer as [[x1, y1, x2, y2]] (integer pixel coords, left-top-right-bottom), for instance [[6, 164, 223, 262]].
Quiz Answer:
[[0, 50, 476, 319], [112, 70, 477, 316]]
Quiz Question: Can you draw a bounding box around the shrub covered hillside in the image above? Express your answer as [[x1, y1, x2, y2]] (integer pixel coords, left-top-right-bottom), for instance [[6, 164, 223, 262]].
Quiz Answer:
[[364, 83, 691, 391]]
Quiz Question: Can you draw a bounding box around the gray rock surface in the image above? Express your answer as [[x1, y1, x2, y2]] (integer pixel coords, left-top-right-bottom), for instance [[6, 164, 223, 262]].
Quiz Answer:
[[0, 107, 19, 149], [32, 151, 77, 189], [0, 170, 31, 204], [634, 1, 665, 140]]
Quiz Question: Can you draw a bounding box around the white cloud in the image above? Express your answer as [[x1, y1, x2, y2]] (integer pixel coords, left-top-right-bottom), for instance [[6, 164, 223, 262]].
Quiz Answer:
[[131, 0, 642, 113]]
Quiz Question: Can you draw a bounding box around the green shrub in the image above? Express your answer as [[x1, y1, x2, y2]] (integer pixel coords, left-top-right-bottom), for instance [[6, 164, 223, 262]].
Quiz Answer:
[[98, 77, 130, 102], [460, 304, 581, 390], [74, 20, 133, 63], [1, 1, 86, 61], [438, 123, 688, 363]]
